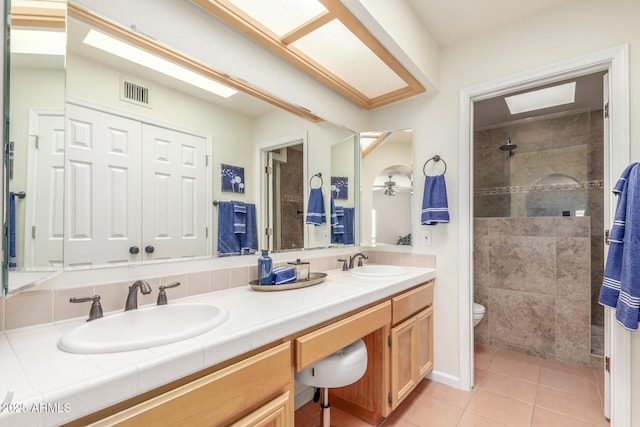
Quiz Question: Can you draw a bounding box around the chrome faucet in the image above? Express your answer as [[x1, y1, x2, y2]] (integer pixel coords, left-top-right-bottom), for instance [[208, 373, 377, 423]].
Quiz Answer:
[[348, 253, 368, 269], [125, 280, 152, 311]]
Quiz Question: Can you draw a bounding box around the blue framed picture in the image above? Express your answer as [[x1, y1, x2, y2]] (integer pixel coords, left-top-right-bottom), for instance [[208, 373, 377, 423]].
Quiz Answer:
[[331, 176, 348, 200], [221, 164, 245, 193]]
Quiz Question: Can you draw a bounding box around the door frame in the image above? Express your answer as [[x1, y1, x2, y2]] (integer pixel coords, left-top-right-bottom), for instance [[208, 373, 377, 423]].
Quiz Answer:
[[256, 132, 308, 252], [458, 45, 630, 424]]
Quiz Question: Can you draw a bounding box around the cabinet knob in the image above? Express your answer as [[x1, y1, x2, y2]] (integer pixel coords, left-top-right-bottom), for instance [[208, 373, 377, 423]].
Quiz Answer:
[[145, 245, 155, 254], [129, 246, 140, 255]]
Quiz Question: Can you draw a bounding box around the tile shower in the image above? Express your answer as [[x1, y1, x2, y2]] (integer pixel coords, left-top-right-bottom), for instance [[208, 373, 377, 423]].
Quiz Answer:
[[473, 107, 604, 365]]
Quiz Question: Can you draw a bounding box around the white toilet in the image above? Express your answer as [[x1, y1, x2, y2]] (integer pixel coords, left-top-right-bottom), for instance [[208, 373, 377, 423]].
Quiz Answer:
[[473, 303, 486, 327]]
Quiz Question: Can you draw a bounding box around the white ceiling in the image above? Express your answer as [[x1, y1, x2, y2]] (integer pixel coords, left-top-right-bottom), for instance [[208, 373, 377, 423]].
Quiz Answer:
[[405, 0, 577, 47]]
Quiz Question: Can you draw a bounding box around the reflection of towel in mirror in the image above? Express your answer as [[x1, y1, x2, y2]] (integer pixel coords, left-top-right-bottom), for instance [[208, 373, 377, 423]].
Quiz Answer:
[[217, 201, 240, 256], [218, 201, 258, 256], [240, 203, 258, 253], [8, 192, 16, 270], [306, 188, 326, 225], [232, 201, 246, 234], [332, 205, 344, 235], [330, 196, 340, 227], [599, 162, 640, 330], [421, 174, 450, 225], [332, 207, 354, 245]]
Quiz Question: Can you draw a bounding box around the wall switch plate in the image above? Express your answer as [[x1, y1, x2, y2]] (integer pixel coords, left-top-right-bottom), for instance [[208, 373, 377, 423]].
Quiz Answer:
[[422, 229, 432, 246]]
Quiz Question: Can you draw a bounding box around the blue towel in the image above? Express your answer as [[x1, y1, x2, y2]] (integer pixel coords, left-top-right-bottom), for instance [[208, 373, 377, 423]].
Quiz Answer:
[[8, 192, 16, 270], [332, 204, 345, 235], [421, 174, 450, 225], [232, 201, 246, 234], [599, 162, 640, 330], [330, 196, 339, 227], [240, 203, 258, 253], [218, 201, 241, 256], [332, 207, 354, 245], [272, 266, 296, 284], [306, 188, 326, 225]]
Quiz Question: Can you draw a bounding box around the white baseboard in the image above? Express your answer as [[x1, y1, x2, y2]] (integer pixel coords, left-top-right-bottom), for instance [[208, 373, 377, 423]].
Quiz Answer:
[[294, 383, 315, 410], [426, 369, 463, 390]]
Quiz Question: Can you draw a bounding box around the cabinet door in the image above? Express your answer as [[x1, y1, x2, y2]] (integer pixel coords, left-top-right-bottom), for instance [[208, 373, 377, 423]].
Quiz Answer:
[[65, 104, 142, 267], [229, 391, 291, 427], [390, 316, 417, 410], [416, 306, 434, 378]]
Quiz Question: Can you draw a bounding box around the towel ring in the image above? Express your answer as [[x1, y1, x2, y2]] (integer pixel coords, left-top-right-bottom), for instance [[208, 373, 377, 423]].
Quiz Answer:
[[423, 155, 447, 176], [309, 173, 323, 189]]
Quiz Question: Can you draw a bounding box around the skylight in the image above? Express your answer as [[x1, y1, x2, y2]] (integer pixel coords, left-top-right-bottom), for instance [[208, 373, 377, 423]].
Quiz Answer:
[[83, 29, 238, 99], [505, 82, 576, 115]]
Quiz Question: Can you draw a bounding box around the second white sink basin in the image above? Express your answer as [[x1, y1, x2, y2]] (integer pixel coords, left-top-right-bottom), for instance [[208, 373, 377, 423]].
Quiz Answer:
[[58, 303, 228, 354], [350, 265, 407, 278]]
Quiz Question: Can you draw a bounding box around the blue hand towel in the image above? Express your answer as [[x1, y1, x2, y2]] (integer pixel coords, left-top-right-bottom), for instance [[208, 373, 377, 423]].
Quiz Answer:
[[332, 207, 354, 245], [421, 174, 450, 225], [599, 162, 640, 330], [330, 196, 339, 227], [240, 203, 258, 253], [232, 201, 246, 234], [306, 188, 326, 225], [217, 201, 241, 256], [332, 204, 345, 235], [272, 266, 296, 285], [8, 192, 16, 270]]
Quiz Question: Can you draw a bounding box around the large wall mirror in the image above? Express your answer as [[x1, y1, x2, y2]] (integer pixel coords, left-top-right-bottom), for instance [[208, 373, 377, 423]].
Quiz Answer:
[[360, 130, 413, 246], [4, 0, 359, 294]]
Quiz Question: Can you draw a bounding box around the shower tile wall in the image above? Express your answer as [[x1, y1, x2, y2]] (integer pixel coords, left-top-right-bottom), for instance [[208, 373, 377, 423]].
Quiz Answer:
[[474, 217, 591, 366], [474, 109, 604, 328]]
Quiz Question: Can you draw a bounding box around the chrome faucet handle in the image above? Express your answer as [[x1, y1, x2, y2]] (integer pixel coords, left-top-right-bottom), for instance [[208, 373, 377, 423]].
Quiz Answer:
[[157, 282, 181, 305], [337, 259, 349, 271], [70, 295, 103, 321], [348, 253, 369, 269]]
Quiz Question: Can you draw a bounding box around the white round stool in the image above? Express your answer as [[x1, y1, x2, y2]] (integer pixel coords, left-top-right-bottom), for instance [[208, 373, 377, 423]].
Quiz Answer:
[[295, 339, 368, 427]]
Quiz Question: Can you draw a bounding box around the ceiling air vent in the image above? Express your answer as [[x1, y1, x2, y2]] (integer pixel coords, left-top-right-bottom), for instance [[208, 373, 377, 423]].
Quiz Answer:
[[120, 78, 151, 108]]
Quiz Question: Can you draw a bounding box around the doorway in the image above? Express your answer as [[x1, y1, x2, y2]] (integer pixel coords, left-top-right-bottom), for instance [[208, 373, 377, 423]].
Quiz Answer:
[[458, 46, 630, 424], [472, 71, 605, 367]]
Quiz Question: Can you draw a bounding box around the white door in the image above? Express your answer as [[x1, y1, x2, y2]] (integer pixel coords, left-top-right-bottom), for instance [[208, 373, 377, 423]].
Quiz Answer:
[[65, 104, 142, 268], [25, 110, 65, 268], [141, 124, 207, 261]]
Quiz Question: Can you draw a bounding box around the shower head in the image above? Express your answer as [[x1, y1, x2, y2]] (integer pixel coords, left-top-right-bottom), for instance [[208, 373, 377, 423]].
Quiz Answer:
[[499, 137, 517, 156]]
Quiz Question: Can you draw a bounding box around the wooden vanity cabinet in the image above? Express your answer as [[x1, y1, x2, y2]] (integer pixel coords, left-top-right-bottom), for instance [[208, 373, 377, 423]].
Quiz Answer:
[[84, 342, 293, 427], [390, 282, 434, 410]]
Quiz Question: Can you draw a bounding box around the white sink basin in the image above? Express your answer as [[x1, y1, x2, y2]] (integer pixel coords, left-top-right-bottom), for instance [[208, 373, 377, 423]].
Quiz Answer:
[[58, 303, 228, 354], [350, 265, 407, 278]]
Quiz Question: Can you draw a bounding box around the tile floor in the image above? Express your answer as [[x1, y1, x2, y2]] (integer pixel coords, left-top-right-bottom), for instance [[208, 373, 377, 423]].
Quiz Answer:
[[295, 343, 609, 427]]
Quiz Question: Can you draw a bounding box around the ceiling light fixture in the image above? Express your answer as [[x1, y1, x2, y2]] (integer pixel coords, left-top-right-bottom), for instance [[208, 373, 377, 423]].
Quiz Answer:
[[504, 81, 576, 115], [384, 176, 396, 196], [83, 29, 238, 99], [11, 28, 66, 56]]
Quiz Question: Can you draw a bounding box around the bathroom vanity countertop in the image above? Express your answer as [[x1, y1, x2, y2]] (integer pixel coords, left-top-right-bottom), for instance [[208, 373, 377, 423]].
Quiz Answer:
[[0, 266, 435, 426]]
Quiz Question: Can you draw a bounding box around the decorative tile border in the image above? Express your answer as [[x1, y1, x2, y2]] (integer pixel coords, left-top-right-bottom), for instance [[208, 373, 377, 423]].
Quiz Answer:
[[474, 180, 604, 196]]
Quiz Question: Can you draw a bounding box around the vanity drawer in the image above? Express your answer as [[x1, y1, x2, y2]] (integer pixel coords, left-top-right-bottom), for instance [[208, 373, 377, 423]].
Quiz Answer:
[[391, 281, 433, 325], [89, 342, 292, 427], [295, 301, 391, 371]]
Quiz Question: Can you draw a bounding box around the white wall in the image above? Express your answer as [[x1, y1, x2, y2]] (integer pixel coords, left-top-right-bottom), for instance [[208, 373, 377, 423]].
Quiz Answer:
[[370, 0, 640, 417]]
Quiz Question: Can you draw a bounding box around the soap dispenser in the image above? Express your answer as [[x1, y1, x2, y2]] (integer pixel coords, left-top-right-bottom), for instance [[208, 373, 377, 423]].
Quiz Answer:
[[258, 250, 274, 285]]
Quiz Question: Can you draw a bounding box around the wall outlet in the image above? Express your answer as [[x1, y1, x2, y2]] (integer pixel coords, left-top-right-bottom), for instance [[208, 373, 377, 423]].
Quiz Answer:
[[422, 229, 432, 246], [322, 229, 330, 242]]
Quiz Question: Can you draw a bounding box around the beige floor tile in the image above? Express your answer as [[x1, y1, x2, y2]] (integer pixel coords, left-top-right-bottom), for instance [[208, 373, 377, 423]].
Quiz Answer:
[[393, 393, 463, 427], [532, 407, 604, 427], [493, 348, 541, 366], [327, 407, 372, 427], [488, 354, 541, 382], [476, 371, 537, 405], [474, 367, 485, 385], [457, 411, 510, 427], [541, 358, 597, 380], [466, 389, 533, 427], [474, 343, 497, 370], [538, 367, 600, 401], [535, 386, 606, 425], [380, 414, 420, 427], [421, 379, 473, 409]]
